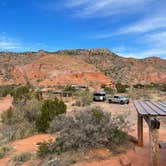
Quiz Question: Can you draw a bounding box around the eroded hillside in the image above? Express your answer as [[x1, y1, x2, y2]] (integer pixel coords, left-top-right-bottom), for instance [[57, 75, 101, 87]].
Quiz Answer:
[[0, 49, 166, 88], [56, 49, 166, 85], [0, 52, 113, 88]]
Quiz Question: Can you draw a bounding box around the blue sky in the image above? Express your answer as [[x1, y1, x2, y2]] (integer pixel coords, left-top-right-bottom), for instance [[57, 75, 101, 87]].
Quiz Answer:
[[0, 0, 166, 59]]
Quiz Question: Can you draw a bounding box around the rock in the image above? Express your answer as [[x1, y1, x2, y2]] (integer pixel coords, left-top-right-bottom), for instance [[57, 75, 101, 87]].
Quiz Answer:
[[119, 155, 131, 166]]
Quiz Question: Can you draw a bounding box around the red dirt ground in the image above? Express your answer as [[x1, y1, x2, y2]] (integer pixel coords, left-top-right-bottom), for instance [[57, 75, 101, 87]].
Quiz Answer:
[[0, 134, 55, 166], [70, 128, 166, 166], [0, 95, 13, 113]]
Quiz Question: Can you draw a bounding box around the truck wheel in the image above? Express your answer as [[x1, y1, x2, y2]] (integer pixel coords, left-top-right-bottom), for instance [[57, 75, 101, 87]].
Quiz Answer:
[[126, 101, 129, 104], [120, 101, 124, 105], [109, 100, 112, 103]]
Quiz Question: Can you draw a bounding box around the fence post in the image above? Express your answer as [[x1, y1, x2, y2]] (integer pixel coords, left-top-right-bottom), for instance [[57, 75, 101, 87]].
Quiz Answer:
[[137, 113, 143, 146], [149, 127, 159, 166]]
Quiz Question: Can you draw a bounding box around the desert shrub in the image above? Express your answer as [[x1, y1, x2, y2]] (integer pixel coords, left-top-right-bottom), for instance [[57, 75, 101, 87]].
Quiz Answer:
[[48, 108, 130, 153], [36, 98, 67, 132], [12, 85, 33, 105], [73, 90, 93, 107], [72, 100, 81, 107], [0, 85, 17, 97], [116, 83, 127, 93], [1, 107, 24, 125], [1, 107, 14, 125], [42, 158, 62, 166], [0, 98, 41, 142], [91, 108, 104, 121], [48, 114, 74, 133], [42, 156, 76, 166], [160, 84, 166, 92], [63, 85, 76, 93], [101, 84, 114, 94], [133, 83, 166, 91], [37, 140, 53, 157], [0, 122, 36, 142], [0, 146, 11, 159], [13, 152, 32, 162], [133, 84, 145, 89], [21, 98, 42, 122]]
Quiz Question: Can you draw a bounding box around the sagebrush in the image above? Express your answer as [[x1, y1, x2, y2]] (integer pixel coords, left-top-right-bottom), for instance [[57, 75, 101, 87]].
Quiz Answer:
[[47, 107, 130, 153]]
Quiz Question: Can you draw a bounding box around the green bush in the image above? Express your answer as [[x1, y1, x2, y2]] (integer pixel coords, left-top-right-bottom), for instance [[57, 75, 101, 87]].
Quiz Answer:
[[0, 146, 11, 159], [0, 85, 17, 97], [133, 83, 166, 91], [63, 85, 76, 93], [116, 83, 127, 93], [73, 90, 93, 107], [133, 84, 145, 89], [37, 141, 53, 157], [161, 84, 166, 92], [1, 107, 23, 125], [101, 84, 113, 93], [0, 98, 41, 142], [13, 152, 32, 162], [48, 108, 130, 153], [36, 98, 67, 132], [1, 107, 14, 125], [12, 85, 31, 104], [91, 108, 104, 121]]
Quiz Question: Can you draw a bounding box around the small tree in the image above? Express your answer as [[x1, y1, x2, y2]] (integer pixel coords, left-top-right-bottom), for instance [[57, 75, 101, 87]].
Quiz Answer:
[[1, 107, 14, 125], [12, 85, 31, 104], [63, 85, 76, 93], [116, 83, 127, 93], [161, 84, 166, 92], [101, 84, 113, 94], [36, 98, 67, 132], [73, 90, 93, 107], [0, 85, 17, 97]]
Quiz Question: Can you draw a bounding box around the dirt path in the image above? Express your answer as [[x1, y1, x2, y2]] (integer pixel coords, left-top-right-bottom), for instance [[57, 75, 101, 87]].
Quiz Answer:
[[0, 134, 54, 166]]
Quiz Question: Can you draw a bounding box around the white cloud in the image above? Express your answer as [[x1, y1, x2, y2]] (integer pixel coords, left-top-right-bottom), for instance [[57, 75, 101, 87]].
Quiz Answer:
[[142, 31, 166, 47], [119, 16, 166, 34], [90, 13, 166, 39], [114, 30, 166, 59], [118, 49, 166, 59], [0, 34, 22, 51], [64, 0, 152, 18]]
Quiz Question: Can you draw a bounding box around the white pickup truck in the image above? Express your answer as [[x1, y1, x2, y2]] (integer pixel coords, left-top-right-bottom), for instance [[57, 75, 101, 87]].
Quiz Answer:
[[108, 96, 129, 104], [93, 92, 106, 101]]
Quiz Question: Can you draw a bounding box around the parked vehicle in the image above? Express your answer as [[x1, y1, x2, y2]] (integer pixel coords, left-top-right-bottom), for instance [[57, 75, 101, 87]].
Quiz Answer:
[[93, 92, 106, 101], [108, 96, 129, 104]]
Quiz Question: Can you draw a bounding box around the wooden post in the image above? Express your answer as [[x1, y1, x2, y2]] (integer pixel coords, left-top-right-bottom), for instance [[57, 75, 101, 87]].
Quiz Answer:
[[137, 113, 143, 146], [149, 127, 159, 166]]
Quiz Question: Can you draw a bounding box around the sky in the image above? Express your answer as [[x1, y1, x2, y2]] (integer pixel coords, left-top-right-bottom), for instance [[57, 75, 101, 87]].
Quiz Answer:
[[0, 0, 166, 59]]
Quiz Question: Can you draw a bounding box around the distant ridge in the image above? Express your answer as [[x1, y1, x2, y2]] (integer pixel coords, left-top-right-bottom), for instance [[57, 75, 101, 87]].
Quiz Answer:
[[0, 49, 166, 86]]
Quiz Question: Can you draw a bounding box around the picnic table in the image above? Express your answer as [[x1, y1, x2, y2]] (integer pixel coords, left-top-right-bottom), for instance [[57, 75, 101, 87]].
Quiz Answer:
[[134, 101, 166, 166]]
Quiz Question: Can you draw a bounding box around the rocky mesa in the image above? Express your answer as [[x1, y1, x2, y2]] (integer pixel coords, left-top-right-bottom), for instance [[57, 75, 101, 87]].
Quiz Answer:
[[0, 52, 113, 88], [0, 49, 166, 88], [56, 49, 166, 85]]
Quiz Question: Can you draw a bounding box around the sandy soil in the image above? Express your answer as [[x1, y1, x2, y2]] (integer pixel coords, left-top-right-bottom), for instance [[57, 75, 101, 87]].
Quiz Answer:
[[0, 95, 13, 113], [0, 134, 55, 166]]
